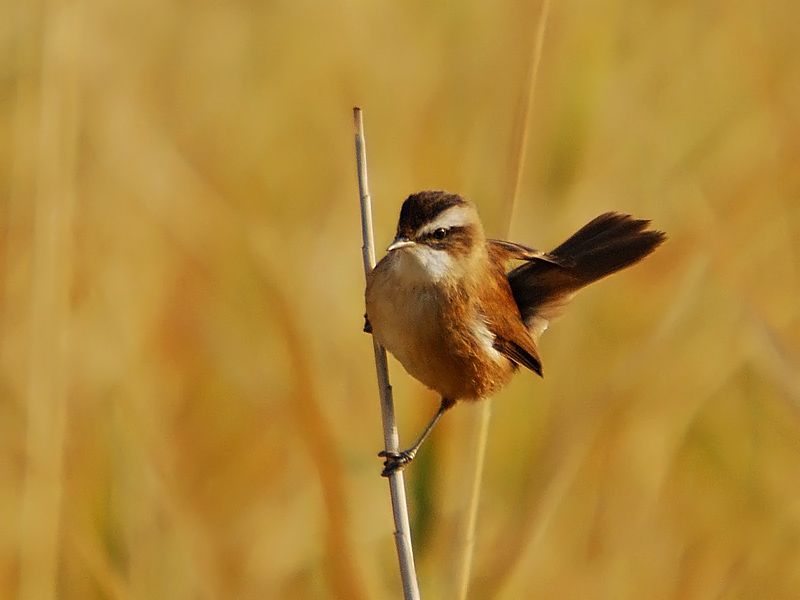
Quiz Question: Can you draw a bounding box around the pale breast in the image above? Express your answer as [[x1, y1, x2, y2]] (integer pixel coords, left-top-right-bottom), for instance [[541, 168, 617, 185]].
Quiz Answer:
[[366, 261, 444, 389], [365, 253, 514, 400]]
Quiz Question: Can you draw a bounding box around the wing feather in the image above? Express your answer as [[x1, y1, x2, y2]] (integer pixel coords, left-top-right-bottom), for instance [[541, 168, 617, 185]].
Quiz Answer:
[[492, 336, 542, 376]]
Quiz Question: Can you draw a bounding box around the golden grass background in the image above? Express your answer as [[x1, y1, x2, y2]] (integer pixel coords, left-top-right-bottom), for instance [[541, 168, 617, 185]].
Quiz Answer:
[[3, 0, 800, 598]]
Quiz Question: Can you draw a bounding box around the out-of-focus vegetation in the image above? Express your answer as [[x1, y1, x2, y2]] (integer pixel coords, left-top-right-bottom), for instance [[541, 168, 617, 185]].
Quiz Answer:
[[2, 0, 799, 598]]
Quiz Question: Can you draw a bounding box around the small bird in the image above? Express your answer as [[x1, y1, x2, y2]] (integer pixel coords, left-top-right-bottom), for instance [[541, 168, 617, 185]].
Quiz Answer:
[[365, 191, 665, 476]]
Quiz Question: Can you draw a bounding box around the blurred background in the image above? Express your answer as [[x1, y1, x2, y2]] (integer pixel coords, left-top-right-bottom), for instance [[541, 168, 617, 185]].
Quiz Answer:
[[2, 0, 800, 598]]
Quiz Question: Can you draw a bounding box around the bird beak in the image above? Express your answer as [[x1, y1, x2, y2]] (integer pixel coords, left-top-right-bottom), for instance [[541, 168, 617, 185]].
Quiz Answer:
[[387, 237, 415, 252]]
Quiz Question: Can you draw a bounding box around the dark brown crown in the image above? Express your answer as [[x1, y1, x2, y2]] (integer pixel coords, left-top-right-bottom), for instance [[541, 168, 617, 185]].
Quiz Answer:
[[396, 191, 467, 240]]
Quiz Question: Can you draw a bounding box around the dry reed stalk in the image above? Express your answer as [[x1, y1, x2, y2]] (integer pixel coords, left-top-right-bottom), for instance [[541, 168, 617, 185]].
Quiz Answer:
[[503, 0, 553, 237], [453, 401, 491, 600], [18, 2, 81, 599], [454, 2, 553, 598], [353, 107, 421, 600]]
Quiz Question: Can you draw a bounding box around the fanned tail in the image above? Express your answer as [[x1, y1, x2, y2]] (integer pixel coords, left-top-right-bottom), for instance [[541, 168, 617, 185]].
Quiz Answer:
[[508, 212, 666, 337]]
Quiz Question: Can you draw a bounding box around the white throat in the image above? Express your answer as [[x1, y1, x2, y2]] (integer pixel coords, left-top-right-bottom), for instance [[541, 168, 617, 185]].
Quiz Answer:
[[390, 245, 455, 283]]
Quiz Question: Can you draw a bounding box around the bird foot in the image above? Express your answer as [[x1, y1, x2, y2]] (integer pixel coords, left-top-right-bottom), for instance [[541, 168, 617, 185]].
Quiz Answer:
[[378, 448, 417, 477]]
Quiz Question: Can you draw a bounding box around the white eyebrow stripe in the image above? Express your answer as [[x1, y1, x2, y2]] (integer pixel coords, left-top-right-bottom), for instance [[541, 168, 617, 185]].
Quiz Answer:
[[417, 205, 472, 236]]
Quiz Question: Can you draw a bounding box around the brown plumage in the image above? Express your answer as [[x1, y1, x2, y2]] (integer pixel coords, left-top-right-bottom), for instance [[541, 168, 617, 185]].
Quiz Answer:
[[365, 191, 665, 475]]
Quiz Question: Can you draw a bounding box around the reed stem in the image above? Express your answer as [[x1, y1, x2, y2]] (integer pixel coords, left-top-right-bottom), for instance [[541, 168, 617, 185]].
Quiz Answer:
[[353, 107, 421, 600], [455, 2, 552, 598], [19, 2, 81, 598]]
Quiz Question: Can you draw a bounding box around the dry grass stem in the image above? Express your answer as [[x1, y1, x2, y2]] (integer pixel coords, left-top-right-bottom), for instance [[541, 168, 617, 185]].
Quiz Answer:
[[455, 2, 553, 597], [454, 402, 492, 600], [18, 3, 81, 599], [353, 107, 421, 600], [503, 0, 553, 237]]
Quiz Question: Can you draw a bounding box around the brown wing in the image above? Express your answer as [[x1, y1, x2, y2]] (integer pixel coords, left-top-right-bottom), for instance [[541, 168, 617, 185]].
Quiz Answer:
[[478, 257, 543, 377], [492, 336, 542, 376], [487, 239, 576, 341], [487, 239, 568, 267]]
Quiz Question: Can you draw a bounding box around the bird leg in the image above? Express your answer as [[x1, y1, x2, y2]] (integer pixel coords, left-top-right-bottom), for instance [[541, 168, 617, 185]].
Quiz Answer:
[[379, 397, 455, 477]]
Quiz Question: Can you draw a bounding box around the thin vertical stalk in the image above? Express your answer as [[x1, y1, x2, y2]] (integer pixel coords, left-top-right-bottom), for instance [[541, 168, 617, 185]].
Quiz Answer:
[[353, 107, 421, 600], [19, 1, 81, 599], [455, 2, 552, 598], [503, 0, 552, 237], [453, 401, 491, 600]]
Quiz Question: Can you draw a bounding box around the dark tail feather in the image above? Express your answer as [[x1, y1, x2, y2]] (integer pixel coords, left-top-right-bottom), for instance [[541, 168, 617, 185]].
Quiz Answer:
[[550, 213, 666, 281], [509, 213, 666, 329]]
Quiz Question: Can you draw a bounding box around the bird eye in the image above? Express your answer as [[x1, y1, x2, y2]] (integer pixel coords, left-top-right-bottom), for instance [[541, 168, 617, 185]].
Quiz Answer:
[[432, 228, 448, 240]]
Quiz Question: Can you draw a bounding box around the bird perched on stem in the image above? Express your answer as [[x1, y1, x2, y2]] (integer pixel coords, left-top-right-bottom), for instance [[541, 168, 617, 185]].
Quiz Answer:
[[365, 191, 665, 476]]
